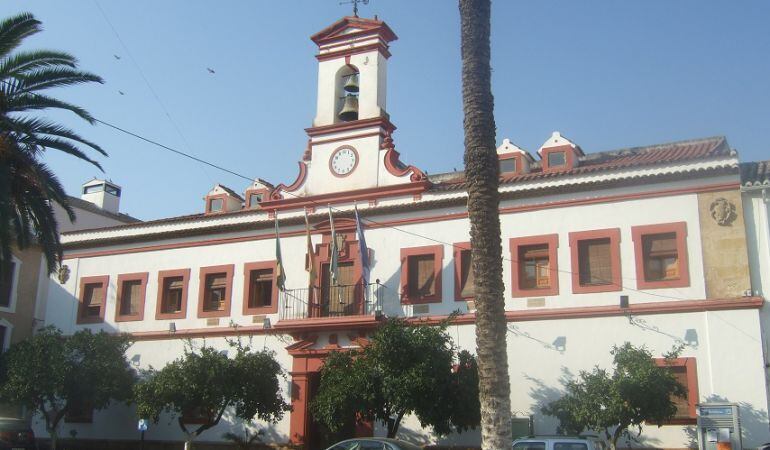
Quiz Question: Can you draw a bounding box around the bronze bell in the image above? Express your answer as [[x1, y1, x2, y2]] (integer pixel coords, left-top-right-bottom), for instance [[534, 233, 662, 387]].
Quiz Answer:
[[338, 94, 359, 121], [343, 73, 359, 93]]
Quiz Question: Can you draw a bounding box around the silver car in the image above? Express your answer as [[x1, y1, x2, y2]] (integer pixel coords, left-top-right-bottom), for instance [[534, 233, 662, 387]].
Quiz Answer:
[[513, 436, 607, 450], [325, 437, 423, 450]]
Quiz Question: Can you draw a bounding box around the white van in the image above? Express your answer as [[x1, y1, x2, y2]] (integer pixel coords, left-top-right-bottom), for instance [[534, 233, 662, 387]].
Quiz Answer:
[[512, 436, 607, 450]]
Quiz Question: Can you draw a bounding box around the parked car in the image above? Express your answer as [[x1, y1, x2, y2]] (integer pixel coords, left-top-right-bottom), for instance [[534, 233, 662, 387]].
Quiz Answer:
[[513, 436, 606, 450], [325, 437, 423, 450], [0, 418, 35, 450]]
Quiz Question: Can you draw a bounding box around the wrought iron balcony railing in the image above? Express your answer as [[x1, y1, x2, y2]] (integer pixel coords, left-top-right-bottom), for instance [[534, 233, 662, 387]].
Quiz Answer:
[[278, 282, 385, 321]]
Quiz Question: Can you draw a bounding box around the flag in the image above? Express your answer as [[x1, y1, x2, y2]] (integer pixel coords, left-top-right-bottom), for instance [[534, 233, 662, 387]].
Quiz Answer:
[[355, 206, 370, 287], [275, 215, 286, 291], [328, 206, 339, 286], [305, 210, 317, 288]]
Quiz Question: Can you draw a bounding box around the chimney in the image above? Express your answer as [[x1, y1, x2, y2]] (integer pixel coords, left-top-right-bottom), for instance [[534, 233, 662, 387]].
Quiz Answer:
[[81, 178, 121, 214]]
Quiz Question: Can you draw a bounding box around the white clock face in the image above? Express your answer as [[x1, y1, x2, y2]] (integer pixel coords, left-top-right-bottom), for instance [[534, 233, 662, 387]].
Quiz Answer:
[[330, 147, 357, 176]]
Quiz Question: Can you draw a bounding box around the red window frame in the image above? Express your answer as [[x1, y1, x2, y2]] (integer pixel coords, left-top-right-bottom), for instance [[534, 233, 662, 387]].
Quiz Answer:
[[568, 228, 622, 294], [205, 193, 229, 214], [197, 264, 234, 318], [400, 245, 444, 304], [631, 222, 689, 289], [498, 153, 524, 175], [77, 275, 109, 324], [155, 269, 190, 320], [242, 261, 278, 315], [541, 145, 576, 172], [115, 272, 149, 322], [654, 357, 698, 424], [453, 242, 473, 301], [509, 234, 559, 297]]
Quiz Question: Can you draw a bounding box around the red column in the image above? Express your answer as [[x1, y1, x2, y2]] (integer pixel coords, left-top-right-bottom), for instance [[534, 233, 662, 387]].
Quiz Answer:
[[289, 372, 310, 448]]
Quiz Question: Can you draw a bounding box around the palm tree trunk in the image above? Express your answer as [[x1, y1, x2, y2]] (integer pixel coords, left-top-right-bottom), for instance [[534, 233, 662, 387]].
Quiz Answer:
[[459, 1, 513, 449]]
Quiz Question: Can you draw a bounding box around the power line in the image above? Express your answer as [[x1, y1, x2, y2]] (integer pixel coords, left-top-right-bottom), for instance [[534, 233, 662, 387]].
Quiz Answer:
[[1, 79, 693, 303], [89, 117, 694, 302], [92, 0, 214, 184]]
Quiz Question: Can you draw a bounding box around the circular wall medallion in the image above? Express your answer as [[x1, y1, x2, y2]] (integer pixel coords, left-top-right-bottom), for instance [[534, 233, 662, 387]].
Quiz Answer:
[[709, 197, 737, 226], [329, 146, 359, 177]]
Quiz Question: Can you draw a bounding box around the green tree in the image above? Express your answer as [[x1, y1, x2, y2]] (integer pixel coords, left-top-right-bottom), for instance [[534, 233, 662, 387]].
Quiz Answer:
[[134, 342, 290, 450], [0, 326, 135, 450], [458, 0, 512, 448], [310, 318, 480, 439], [542, 343, 687, 450], [0, 12, 106, 277]]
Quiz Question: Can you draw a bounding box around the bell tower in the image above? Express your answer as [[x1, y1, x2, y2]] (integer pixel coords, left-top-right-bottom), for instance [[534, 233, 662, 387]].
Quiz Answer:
[[310, 16, 395, 127], [263, 17, 427, 206]]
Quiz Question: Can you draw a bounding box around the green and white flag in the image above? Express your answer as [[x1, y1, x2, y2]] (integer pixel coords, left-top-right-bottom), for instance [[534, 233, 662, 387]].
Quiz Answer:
[[328, 206, 338, 286], [275, 214, 286, 291]]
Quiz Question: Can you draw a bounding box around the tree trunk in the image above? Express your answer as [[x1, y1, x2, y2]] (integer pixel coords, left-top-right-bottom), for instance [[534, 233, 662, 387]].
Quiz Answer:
[[458, 1, 513, 450], [49, 430, 58, 450]]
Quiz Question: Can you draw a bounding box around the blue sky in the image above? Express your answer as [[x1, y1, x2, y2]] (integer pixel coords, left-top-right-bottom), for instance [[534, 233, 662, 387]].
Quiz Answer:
[[2, 1, 769, 221]]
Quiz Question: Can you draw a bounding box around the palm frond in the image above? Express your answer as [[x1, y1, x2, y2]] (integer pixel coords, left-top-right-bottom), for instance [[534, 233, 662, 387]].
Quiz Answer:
[[8, 116, 107, 156], [0, 13, 41, 58], [0, 49, 77, 77], [0, 11, 103, 275], [20, 135, 104, 170], [15, 67, 104, 94]]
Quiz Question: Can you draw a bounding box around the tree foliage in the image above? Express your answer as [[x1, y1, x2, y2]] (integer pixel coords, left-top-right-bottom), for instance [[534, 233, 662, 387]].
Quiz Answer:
[[310, 318, 480, 438], [0, 12, 105, 277], [134, 341, 290, 449], [0, 326, 135, 449], [542, 343, 687, 450]]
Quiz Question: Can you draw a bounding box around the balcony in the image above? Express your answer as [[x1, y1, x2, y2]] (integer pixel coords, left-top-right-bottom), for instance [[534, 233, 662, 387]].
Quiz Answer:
[[275, 282, 387, 332]]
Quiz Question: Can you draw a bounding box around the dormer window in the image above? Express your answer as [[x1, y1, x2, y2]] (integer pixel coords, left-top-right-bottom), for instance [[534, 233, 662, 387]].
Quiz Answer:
[[547, 151, 567, 168], [248, 193, 263, 208], [208, 198, 223, 213], [83, 184, 102, 195], [499, 157, 517, 174], [537, 132, 583, 173]]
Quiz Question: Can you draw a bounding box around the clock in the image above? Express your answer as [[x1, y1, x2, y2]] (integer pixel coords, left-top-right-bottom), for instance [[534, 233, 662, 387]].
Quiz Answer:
[[329, 146, 358, 176]]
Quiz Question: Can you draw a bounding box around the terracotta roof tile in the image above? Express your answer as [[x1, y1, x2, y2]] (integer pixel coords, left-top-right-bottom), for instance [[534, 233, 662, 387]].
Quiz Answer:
[[431, 136, 732, 191], [740, 160, 770, 188]]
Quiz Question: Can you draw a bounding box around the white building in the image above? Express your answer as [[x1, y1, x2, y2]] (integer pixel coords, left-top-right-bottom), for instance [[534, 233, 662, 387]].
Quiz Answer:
[[38, 16, 770, 449], [0, 179, 137, 418]]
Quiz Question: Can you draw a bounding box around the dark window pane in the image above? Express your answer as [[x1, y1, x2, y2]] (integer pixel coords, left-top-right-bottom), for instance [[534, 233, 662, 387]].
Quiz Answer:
[[249, 193, 263, 207], [82, 282, 104, 318], [548, 151, 566, 167], [460, 249, 475, 297], [514, 442, 546, 450], [119, 280, 143, 316], [162, 276, 184, 313], [0, 261, 15, 308], [499, 158, 517, 173], [642, 232, 679, 281], [248, 269, 274, 308], [408, 254, 435, 297], [519, 244, 550, 289], [82, 184, 103, 194], [204, 273, 228, 311], [209, 198, 223, 212], [578, 238, 612, 286], [554, 444, 588, 450]]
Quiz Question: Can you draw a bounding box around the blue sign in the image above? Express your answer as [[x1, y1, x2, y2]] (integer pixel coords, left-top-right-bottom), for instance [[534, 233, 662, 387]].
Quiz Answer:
[[138, 419, 148, 431]]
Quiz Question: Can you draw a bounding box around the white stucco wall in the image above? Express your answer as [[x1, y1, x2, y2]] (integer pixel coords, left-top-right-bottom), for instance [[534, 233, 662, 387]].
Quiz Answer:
[[38, 173, 769, 448]]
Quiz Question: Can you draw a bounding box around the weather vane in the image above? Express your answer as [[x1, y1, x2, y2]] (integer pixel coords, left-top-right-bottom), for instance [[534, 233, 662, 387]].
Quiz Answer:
[[340, 0, 369, 17]]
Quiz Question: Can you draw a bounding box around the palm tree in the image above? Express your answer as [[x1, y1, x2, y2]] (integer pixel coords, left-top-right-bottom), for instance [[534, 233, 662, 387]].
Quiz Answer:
[[0, 12, 105, 277], [458, 1, 513, 449]]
